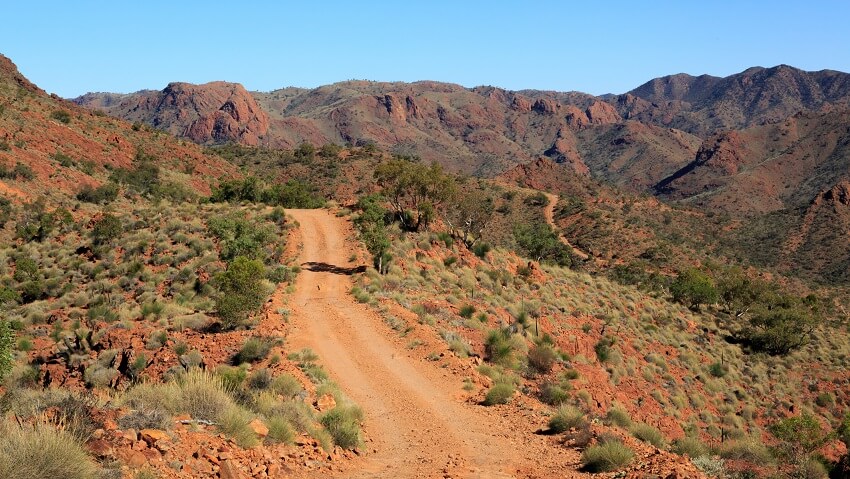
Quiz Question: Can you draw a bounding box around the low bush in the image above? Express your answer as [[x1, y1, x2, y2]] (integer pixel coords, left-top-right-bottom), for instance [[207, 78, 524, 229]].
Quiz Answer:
[[217, 404, 258, 448], [483, 381, 515, 406], [716, 438, 773, 463], [539, 381, 570, 406], [672, 436, 708, 458], [581, 439, 634, 472], [76, 183, 119, 204], [266, 415, 295, 445], [605, 404, 632, 428], [630, 422, 666, 448], [232, 337, 273, 364], [320, 405, 363, 449], [0, 421, 99, 479], [528, 343, 557, 373], [548, 405, 586, 433]]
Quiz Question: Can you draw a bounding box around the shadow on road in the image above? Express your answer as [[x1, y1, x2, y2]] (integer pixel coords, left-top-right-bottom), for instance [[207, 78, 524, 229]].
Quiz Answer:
[[302, 262, 367, 275]]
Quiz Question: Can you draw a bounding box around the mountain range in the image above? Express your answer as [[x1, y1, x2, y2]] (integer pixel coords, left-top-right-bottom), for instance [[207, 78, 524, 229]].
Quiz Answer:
[[73, 63, 850, 283]]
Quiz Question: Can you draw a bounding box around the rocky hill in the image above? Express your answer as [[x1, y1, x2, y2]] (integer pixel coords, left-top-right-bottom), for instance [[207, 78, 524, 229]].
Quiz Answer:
[[76, 79, 701, 184], [0, 55, 237, 204], [617, 65, 850, 136], [655, 108, 850, 282]]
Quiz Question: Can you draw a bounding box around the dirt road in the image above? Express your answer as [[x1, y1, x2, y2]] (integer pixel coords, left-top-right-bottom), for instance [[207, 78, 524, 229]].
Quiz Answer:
[[286, 209, 579, 478]]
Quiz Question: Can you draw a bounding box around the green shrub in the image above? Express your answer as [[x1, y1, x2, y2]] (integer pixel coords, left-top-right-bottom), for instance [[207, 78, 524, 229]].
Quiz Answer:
[[232, 337, 273, 364], [271, 373, 302, 398], [50, 110, 72, 124], [708, 361, 727, 378], [605, 405, 632, 428], [484, 328, 518, 368], [0, 321, 13, 381], [246, 368, 273, 390], [76, 182, 119, 204], [266, 415, 294, 445], [581, 440, 634, 472], [15, 200, 55, 242], [594, 337, 615, 363], [0, 421, 99, 479], [513, 221, 572, 267], [672, 436, 708, 458], [670, 268, 717, 311], [215, 257, 268, 329], [716, 438, 773, 463], [528, 343, 557, 373], [472, 242, 491, 258], [217, 405, 258, 448], [630, 423, 666, 448], [12, 162, 35, 180], [548, 405, 586, 433], [483, 382, 515, 406], [459, 304, 475, 318], [320, 406, 362, 449], [539, 381, 570, 405], [91, 213, 123, 245]]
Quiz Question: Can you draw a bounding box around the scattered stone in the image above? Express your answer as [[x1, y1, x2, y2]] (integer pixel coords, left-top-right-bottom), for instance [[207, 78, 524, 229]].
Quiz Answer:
[[316, 393, 336, 412], [249, 418, 269, 437]]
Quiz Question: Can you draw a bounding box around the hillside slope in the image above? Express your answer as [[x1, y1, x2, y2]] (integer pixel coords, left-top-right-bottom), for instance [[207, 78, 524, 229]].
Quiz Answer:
[[0, 55, 237, 203], [617, 65, 850, 135]]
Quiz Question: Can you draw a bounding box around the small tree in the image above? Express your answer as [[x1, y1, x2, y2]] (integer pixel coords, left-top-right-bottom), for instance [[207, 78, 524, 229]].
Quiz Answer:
[[215, 256, 267, 330], [513, 222, 572, 267], [670, 268, 718, 311], [770, 414, 829, 473], [355, 195, 391, 274], [743, 294, 816, 355], [91, 213, 123, 245], [0, 320, 13, 381], [443, 187, 494, 248], [374, 159, 455, 231], [716, 266, 774, 317]]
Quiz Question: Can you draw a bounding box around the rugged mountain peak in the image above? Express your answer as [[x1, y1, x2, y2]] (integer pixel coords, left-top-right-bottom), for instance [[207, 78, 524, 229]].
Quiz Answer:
[[154, 81, 270, 145]]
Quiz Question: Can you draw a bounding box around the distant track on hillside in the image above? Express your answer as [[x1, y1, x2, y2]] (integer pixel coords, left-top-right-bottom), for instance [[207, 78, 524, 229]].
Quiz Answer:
[[541, 192, 590, 261]]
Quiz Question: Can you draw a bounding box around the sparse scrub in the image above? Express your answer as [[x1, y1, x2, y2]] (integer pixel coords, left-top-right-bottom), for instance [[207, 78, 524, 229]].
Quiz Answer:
[[0, 421, 99, 479], [320, 405, 363, 449], [581, 439, 634, 472], [232, 337, 273, 364], [548, 404, 586, 433], [630, 422, 666, 448], [605, 404, 632, 428], [483, 381, 515, 406]]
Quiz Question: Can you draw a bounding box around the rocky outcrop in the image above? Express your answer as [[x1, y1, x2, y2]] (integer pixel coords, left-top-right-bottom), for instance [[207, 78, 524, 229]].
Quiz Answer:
[[154, 82, 269, 145], [585, 100, 621, 125]]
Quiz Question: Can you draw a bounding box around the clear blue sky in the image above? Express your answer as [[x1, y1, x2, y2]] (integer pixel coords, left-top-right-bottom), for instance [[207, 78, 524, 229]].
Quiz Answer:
[[2, 1, 848, 98]]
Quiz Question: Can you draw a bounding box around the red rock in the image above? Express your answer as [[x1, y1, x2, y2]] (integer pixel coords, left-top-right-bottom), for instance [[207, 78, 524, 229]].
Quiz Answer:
[[86, 438, 114, 457], [249, 419, 269, 437], [140, 428, 169, 446], [121, 450, 147, 468], [316, 394, 337, 412], [585, 100, 621, 125], [219, 459, 247, 479]]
